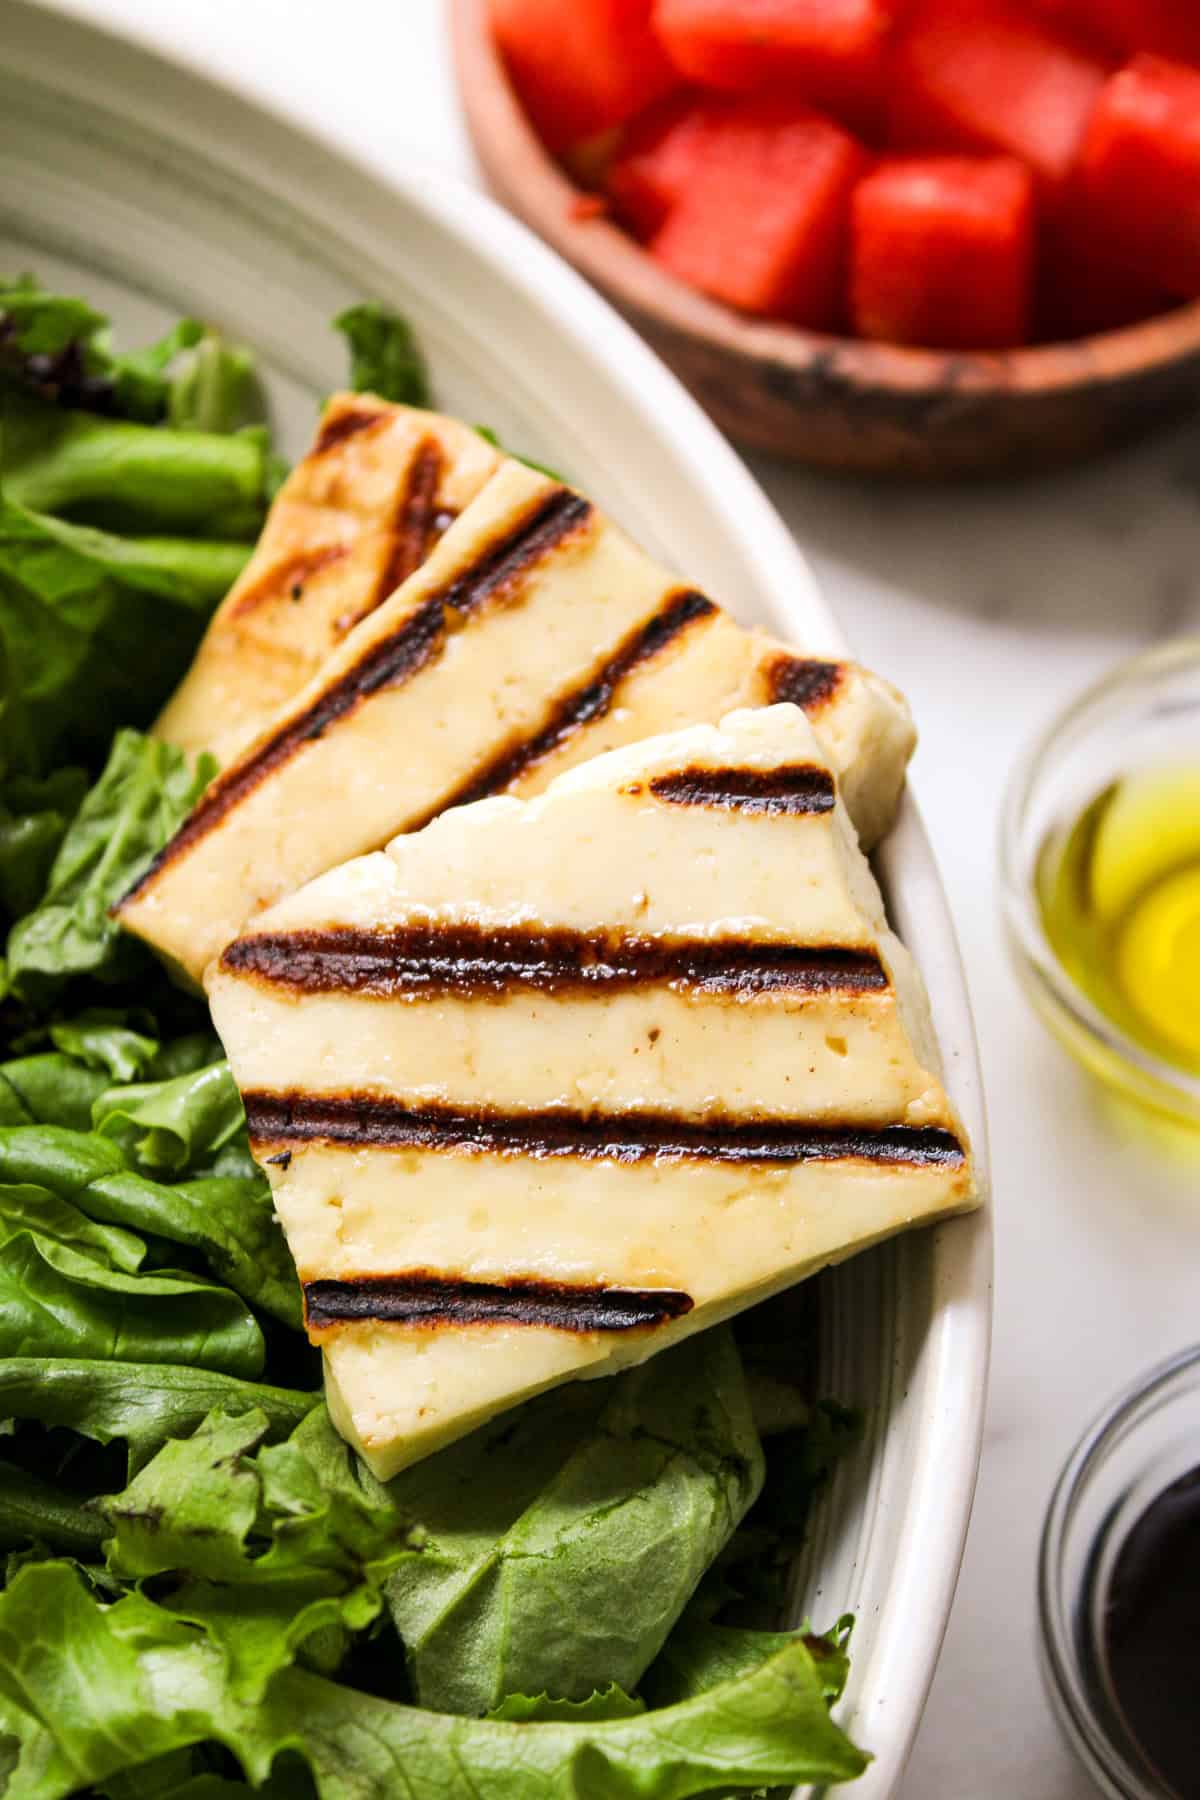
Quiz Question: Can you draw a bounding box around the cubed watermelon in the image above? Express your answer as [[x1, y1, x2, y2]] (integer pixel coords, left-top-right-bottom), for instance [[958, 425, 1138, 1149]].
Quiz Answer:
[[888, 0, 1107, 189], [606, 93, 716, 240], [648, 98, 866, 325], [1053, 1, 1200, 66], [491, 0, 678, 154], [652, 0, 897, 127], [1037, 216, 1169, 339], [1073, 55, 1200, 297], [850, 154, 1034, 346]]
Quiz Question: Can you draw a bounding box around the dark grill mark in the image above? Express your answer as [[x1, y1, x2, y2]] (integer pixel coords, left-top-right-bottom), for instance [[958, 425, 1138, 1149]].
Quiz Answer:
[[368, 439, 446, 615], [312, 406, 390, 456], [304, 1273, 693, 1334], [118, 598, 446, 905], [643, 764, 836, 815], [229, 545, 349, 619], [435, 589, 716, 811], [438, 488, 591, 617], [222, 924, 888, 1000], [118, 487, 587, 905], [764, 655, 845, 714], [245, 1092, 966, 1169]]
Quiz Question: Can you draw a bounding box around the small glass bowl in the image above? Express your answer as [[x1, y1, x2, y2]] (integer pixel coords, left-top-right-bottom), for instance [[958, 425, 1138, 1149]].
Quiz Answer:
[[1000, 638, 1200, 1126], [1039, 1344, 1200, 1800]]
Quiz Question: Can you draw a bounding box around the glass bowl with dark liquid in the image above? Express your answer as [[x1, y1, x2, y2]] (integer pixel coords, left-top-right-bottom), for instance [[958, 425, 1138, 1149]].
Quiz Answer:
[[1001, 639, 1200, 1126], [1040, 1345, 1200, 1799]]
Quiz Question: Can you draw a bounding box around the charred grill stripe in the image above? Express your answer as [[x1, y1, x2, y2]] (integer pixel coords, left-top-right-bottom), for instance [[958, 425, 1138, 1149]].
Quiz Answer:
[[370, 439, 446, 611], [230, 544, 349, 619], [643, 764, 836, 815], [303, 1273, 693, 1333], [312, 406, 391, 456], [119, 597, 446, 904], [437, 488, 591, 617], [119, 488, 587, 904], [435, 589, 716, 811], [245, 1093, 966, 1168], [221, 925, 888, 999], [764, 655, 845, 714]]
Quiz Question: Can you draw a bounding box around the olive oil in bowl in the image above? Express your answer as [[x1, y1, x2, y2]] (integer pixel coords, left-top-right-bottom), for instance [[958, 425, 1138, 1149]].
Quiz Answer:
[[1037, 763, 1200, 1079]]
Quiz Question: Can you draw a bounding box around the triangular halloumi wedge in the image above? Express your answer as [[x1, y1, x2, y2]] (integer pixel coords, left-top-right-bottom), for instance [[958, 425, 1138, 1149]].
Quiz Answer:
[[208, 706, 976, 1480], [155, 394, 501, 763], [118, 458, 913, 983]]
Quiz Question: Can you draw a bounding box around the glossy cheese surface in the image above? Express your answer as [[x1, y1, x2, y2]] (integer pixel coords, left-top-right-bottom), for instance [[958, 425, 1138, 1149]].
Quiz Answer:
[[155, 393, 500, 762], [210, 707, 975, 1479]]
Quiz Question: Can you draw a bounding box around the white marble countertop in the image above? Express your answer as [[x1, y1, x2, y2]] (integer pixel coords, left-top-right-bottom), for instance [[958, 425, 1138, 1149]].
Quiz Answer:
[[35, 2, 1200, 1791]]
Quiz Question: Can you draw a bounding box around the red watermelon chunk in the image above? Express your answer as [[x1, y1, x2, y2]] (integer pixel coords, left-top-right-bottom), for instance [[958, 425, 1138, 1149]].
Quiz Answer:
[[1053, 1, 1200, 66], [647, 98, 866, 326], [491, 0, 678, 155], [888, 0, 1107, 189], [850, 154, 1034, 346], [652, 0, 897, 127], [1073, 55, 1200, 297], [606, 92, 716, 240]]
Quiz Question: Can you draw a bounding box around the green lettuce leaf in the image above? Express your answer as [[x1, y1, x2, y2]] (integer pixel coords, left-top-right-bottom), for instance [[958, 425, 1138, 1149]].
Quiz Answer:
[[103, 1405, 412, 1699], [487, 1687, 645, 1724], [334, 302, 430, 407], [0, 1124, 300, 1329], [166, 336, 265, 437], [643, 1618, 854, 1709], [0, 1360, 316, 1477], [1, 276, 107, 364], [93, 1059, 245, 1174], [7, 730, 215, 999], [0, 767, 88, 921], [0, 488, 250, 776], [1, 275, 206, 423], [0, 1053, 110, 1130], [82, 1169, 302, 1330], [2, 385, 271, 539], [49, 1010, 160, 1083], [0, 1226, 263, 1376], [386, 1326, 764, 1716], [0, 1180, 143, 1271], [0, 1564, 869, 1799]]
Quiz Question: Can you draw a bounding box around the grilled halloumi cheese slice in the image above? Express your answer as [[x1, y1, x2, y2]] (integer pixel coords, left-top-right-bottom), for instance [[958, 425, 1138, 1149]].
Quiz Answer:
[[209, 705, 976, 1480], [118, 460, 914, 984], [154, 393, 501, 763]]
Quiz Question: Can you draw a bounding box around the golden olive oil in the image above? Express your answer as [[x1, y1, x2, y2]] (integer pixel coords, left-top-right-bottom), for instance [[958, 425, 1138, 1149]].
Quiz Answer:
[[1037, 763, 1200, 1073]]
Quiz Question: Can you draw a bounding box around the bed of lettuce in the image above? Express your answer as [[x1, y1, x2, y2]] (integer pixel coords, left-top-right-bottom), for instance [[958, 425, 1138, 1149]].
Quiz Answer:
[[0, 279, 869, 1799]]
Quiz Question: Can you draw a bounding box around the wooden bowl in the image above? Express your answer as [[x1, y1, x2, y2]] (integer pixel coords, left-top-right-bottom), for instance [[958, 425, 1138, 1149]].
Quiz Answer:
[[451, 0, 1200, 478]]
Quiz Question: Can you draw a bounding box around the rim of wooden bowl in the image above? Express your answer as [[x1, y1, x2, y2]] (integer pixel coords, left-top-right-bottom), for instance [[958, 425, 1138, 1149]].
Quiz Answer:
[[451, 0, 1200, 404]]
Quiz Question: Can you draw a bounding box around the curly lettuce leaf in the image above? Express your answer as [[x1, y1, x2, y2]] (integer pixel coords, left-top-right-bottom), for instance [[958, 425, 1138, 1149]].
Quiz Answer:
[[0, 1360, 316, 1478], [102, 1405, 412, 1698], [0, 1122, 300, 1329], [49, 1011, 161, 1084], [0, 1564, 869, 1799], [386, 1326, 764, 1716], [6, 730, 215, 999], [93, 1059, 244, 1174], [334, 301, 430, 408], [2, 276, 207, 423]]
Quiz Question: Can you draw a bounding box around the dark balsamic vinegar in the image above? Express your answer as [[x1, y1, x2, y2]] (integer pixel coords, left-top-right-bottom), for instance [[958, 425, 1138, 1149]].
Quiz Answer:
[[1103, 1467, 1200, 1799]]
